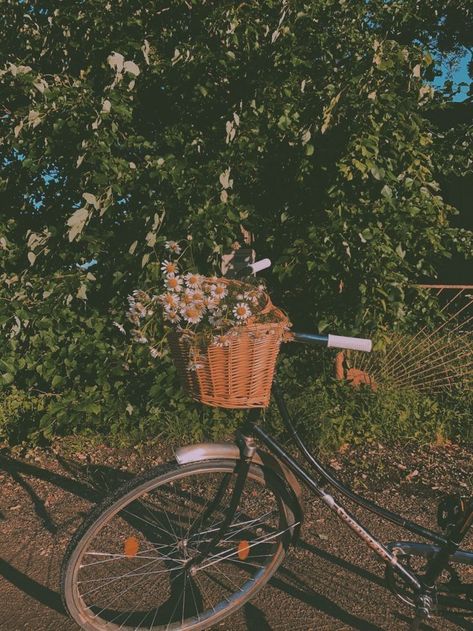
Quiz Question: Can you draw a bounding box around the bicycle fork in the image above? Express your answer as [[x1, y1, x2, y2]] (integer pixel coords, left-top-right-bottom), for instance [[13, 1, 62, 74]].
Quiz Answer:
[[185, 421, 257, 572]]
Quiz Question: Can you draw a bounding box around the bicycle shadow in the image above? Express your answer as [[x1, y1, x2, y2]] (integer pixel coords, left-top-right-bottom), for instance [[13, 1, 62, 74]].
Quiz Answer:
[[0, 451, 469, 631], [0, 451, 133, 626]]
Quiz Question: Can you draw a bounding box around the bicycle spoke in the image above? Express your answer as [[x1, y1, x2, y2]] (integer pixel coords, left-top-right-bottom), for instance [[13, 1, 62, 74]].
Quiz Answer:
[[187, 575, 201, 623], [80, 548, 182, 569], [185, 479, 232, 542], [181, 569, 187, 625], [194, 570, 215, 615], [92, 561, 184, 620], [165, 575, 185, 631], [188, 510, 273, 543], [80, 555, 172, 600], [122, 507, 178, 540], [196, 523, 295, 572], [115, 570, 162, 631], [79, 563, 186, 586], [211, 560, 245, 594], [155, 501, 181, 543]]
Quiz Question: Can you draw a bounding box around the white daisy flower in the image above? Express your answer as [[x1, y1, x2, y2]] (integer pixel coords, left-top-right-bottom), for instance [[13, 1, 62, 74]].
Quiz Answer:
[[180, 289, 205, 307], [188, 360, 204, 371], [127, 312, 140, 325], [180, 289, 197, 305], [133, 334, 148, 344], [181, 305, 203, 324], [164, 310, 180, 323], [165, 240, 182, 254], [210, 283, 227, 299], [161, 259, 179, 275], [244, 291, 260, 305], [132, 289, 150, 302], [208, 309, 225, 326], [160, 292, 179, 310], [165, 274, 183, 292], [113, 321, 126, 334], [184, 272, 203, 289], [130, 302, 147, 318], [208, 307, 223, 320], [203, 295, 219, 310], [233, 302, 252, 321], [212, 335, 230, 347], [190, 288, 205, 304]]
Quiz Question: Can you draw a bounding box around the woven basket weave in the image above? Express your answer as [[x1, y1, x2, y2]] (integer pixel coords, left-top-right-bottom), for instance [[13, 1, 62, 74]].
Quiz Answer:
[[168, 281, 290, 408]]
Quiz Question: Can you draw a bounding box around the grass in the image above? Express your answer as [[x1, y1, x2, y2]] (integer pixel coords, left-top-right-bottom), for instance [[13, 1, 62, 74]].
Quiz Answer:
[[1, 349, 471, 453]]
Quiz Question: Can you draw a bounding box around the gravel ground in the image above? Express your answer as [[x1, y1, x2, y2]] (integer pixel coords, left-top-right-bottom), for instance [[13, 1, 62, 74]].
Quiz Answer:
[[1, 438, 473, 631]]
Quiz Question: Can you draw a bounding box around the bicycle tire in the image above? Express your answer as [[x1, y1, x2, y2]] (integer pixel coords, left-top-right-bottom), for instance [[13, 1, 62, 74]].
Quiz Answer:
[[61, 458, 297, 631]]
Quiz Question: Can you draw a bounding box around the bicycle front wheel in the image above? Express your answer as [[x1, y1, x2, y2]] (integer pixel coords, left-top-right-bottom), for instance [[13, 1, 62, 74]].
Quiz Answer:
[[61, 458, 296, 631]]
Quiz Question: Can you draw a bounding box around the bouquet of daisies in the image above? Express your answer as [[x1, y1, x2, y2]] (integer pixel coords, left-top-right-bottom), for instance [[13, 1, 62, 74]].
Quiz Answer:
[[125, 240, 290, 407], [126, 240, 276, 353]]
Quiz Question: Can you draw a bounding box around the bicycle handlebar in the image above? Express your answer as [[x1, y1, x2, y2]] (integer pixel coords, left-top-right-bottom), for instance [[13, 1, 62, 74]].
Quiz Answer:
[[237, 259, 372, 352], [327, 334, 372, 352], [292, 331, 372, 352], [235, 258, 271, 278], [249, 258, 271, 274]]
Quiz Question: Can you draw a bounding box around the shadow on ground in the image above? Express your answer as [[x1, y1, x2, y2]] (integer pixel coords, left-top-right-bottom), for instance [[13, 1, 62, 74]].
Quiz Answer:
[[0, 449, 471, 631]]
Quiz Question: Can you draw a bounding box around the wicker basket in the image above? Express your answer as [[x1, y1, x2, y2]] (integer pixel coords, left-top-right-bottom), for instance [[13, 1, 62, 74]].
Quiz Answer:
[[168, 281, 290, 408]]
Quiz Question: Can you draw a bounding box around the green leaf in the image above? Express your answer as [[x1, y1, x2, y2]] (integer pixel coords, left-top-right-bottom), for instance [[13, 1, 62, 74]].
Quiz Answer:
[[370, 165, 384, 180], [396, 244, 406, 259], [2, 372, 14, 384], [52, 375, 63, 388], [381, 185, 392, 199], [67, 208, 89, 242]]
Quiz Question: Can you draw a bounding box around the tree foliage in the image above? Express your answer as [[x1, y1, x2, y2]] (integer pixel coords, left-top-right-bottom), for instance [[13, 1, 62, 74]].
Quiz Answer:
[[0, 0, 472, 439]]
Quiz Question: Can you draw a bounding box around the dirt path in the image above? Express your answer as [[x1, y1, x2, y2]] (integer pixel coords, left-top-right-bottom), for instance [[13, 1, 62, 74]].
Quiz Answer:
[[1, 438, 472, 631]]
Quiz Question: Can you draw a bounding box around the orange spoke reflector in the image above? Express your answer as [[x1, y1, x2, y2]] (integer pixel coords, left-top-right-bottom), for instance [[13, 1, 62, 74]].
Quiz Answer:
[[238, 540, 250, 561], [124, 536, 140, 558]]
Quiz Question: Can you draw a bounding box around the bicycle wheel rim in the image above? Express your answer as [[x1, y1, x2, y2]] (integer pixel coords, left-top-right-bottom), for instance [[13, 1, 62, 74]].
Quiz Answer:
[[62, 460, 293, 631]]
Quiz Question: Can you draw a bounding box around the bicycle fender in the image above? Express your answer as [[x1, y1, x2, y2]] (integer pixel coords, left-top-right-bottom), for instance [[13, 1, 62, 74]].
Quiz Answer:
[[175, 442, 303, 534]]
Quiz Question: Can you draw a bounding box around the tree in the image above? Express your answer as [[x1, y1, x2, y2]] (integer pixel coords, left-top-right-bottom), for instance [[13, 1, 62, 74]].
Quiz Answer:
[[0, 0, 471, 439]]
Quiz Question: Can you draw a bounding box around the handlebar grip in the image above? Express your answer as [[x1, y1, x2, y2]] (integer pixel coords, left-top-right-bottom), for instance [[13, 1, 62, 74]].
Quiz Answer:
[[249, 258, 271, 274], [327, 334, 372, 353]]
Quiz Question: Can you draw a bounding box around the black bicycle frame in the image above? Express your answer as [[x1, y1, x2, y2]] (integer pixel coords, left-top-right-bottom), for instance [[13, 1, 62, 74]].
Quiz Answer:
[[218, 383, 473, 602], [258, 381, 473, 597]]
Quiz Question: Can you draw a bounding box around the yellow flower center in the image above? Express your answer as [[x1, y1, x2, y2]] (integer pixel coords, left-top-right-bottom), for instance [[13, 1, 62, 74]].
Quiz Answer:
[[186, 308, 198, 318], [237, 306, 246, 316], [168, 278, 178, 288], [165, 262, 177, 273]]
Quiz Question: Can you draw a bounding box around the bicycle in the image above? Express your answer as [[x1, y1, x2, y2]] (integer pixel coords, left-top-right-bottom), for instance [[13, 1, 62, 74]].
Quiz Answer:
[[61, 261, 473, 631]]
